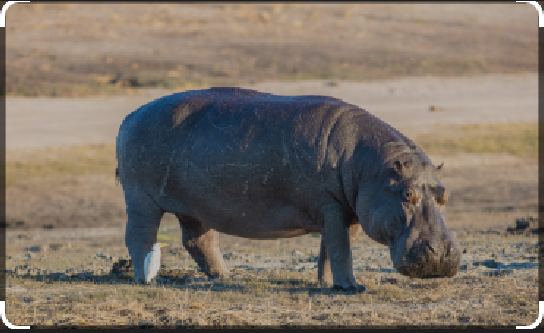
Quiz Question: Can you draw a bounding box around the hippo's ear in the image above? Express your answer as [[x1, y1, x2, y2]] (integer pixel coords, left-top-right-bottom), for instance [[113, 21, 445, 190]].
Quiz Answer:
[[436, 163, 444, 178], [435, 185, 449, 206]]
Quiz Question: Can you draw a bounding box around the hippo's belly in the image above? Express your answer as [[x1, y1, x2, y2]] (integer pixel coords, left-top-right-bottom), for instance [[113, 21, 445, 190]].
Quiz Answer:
[[158, 188, 319, 238], [156, 169, 320, 233]]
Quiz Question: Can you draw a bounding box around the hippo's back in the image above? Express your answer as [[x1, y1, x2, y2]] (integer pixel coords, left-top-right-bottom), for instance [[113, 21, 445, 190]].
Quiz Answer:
[[118, 87, 358, 170], [120, 87, 350, 132], [116, 87, 360, 196]]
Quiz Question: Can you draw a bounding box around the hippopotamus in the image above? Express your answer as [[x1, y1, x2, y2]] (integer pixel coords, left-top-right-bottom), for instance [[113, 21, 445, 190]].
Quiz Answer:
[[116, 87, 460, 291]]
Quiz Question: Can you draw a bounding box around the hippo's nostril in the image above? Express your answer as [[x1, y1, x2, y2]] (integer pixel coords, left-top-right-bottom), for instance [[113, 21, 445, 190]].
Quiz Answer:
[[448, 245, 459, 258], [426, 242, 435, 254]]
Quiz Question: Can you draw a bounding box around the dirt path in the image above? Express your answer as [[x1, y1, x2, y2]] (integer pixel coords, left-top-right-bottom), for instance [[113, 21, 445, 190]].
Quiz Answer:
[[6, 74, 537, 149]]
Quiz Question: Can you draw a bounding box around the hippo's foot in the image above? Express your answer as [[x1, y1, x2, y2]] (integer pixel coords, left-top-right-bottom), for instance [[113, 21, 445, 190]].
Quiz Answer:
[[331, 284, 367, 293], [204, 270, 232, 280]]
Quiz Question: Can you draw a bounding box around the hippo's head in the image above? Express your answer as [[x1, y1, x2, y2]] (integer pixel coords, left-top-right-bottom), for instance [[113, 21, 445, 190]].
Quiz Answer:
[[357, 158, 460, 278]]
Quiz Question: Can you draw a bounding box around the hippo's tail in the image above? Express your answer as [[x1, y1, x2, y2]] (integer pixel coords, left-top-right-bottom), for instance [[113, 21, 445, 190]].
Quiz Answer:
[[115, 133, 121, 186]]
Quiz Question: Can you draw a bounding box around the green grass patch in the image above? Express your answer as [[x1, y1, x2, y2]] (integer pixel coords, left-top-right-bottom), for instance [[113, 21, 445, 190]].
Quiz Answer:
[[414, 122, 538, 158], [157, 229, 180, 243]]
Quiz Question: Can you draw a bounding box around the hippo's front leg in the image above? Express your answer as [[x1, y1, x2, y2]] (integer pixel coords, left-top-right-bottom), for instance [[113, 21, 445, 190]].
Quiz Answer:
[[125, 204, 164, 283], [320, 205, 366, 292], [318, 223, 362, 286], [176, 215, 231, 279]]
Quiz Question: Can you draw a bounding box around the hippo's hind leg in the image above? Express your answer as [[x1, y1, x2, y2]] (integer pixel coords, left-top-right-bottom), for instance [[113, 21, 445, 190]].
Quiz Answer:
[[176, 214, 231, 279], [318, 223, 362, 287], [124, 191, 165, 283]]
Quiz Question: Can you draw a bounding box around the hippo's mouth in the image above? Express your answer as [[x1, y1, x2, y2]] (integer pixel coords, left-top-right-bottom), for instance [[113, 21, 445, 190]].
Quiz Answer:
[[395, 260, 458, 278], [393, 238, 460, 278]]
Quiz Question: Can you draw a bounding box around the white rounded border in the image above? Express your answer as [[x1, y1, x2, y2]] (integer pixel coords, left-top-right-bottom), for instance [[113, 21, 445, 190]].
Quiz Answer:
[[0, 0, 540, 329], [484, 4, 542, 329], [1, 3, 31, 329], [517, 1, 543, 27], [1, 3, 32, 329], [1, 301, 30, 329], [516, 301, 543, 329], [1, 1, 30, 28]]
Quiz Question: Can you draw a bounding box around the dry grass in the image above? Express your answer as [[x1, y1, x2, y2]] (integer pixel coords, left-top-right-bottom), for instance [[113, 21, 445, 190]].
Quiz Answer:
[[414, 122, 538, 159], [4, 230, 539, 327], [6, 144, 116, 187]]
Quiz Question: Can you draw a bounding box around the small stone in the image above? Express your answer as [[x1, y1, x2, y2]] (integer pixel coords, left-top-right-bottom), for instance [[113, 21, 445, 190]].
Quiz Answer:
[[429, 105, 445, 112], [49, 244, 63, 251], [25, 246, 42, 252], [258, 11, 271, 23], [516, 219, 530, 230], [485, 229, 501, 235]]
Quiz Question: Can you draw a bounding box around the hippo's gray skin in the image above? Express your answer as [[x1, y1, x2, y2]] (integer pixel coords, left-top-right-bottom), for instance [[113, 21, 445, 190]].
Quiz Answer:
[[116, 87, 460, 291]]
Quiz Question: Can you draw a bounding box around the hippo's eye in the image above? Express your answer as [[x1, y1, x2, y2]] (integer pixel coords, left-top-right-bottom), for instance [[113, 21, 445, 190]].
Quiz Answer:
[[403, 187, 420, 205]]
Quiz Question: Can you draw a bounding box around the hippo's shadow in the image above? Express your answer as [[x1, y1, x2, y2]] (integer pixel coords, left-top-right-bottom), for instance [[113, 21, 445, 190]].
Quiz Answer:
[[470, 259, 538, 276], [472, 259, 538, 270], [5, 270, 143, 285], [5, 270, 359, 295], [157, 272, 364, 295]]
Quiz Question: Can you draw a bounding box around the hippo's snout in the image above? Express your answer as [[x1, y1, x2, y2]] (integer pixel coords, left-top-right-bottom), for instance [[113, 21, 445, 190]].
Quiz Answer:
[[395, 235, 460, 278]]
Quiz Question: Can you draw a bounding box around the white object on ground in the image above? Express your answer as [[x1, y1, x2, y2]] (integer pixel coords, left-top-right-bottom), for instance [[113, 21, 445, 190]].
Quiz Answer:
[[144, 243, 168, 283]]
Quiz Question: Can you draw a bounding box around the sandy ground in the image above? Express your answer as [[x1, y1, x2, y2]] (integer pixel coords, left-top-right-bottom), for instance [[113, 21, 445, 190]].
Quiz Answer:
[[6, 73, 538, 149]]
